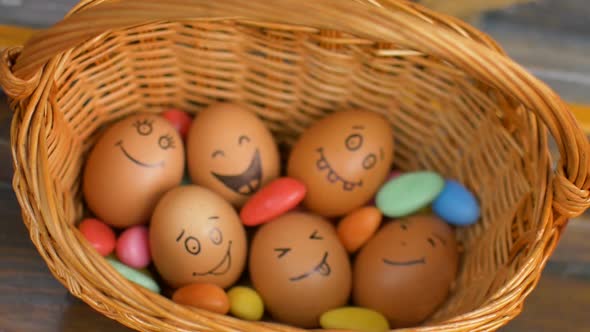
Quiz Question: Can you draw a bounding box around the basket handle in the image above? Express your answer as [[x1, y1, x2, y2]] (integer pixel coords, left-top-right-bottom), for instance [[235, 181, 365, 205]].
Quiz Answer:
[[3, 0, 590, 219]]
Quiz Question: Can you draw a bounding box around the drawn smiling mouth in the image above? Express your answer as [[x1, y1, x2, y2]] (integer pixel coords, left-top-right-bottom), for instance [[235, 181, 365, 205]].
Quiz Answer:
[[383, 257, 426, 266], [289, 252, 331, 282], [212, 150, 262, 195], [115, 141, 164, 168], [316, 148, 363, 192], [193, 241, 233, 276]]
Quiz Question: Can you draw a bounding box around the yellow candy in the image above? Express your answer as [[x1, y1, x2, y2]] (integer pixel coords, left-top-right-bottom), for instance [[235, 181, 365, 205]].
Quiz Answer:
[[227, 286, 264, 321], [320, 307, 390, 332]]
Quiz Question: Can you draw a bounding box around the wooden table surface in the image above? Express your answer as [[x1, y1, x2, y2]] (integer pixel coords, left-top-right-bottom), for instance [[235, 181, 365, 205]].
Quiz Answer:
[[2, 16, 590, 332]]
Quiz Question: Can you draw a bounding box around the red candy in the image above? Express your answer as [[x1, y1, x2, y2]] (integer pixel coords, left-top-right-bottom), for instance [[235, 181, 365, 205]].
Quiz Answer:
[[162, 109, 192, 140], [116, 226, 151, 269], [79, 218, 116, 256], [240, 177, 306, 226]]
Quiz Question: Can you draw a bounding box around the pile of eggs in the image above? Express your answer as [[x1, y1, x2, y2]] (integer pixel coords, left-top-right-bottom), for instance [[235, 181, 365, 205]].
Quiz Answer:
[[79, 104, 480, 332]]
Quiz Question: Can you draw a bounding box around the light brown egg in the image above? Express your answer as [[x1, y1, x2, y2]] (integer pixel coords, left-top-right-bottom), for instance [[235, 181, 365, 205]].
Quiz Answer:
[[186, 103, 280, 207], [83, 113, 184, 228], [353, 215, 459, 328], [150, 185, 247, 289], [287, 110, 394, 217], [249, 212, 351, 328]]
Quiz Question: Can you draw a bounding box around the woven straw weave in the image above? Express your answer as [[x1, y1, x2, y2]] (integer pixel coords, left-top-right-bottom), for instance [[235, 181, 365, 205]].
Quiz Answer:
[[1, 0, 589, 331]]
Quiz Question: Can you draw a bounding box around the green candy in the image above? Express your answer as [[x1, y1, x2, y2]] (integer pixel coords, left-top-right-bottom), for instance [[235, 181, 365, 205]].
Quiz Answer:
[[320, 307, 390, 332], [376, 171, 444, 218], [106, 257, 160, 293]]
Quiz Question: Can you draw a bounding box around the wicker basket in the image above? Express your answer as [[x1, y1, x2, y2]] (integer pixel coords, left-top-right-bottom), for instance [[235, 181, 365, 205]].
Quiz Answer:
[[1, 0, 589, 331]]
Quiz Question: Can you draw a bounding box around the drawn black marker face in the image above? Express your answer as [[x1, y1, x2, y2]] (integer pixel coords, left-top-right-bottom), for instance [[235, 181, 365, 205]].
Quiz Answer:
[[114, 118, 177, 168], [273, 229, 332, 282], [315, 126, 385, 192], [382, 222, 449, 267], [210, 134, 263, 196], [174, 216, 233, 277]]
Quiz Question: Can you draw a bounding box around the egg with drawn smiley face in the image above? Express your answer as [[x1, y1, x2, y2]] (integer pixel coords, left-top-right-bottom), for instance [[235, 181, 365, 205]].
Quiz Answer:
[[150, 185, 247, 289], [83, 113, 184, 228], [249, 212, 351, 328], [287, 110, 394, 217], [353, 215, 459, 328], [186, 103, 280, 207]]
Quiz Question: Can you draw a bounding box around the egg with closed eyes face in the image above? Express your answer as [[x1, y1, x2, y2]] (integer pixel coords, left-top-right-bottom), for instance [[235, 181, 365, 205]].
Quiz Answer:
[[287, 110, 394, 217], [187, 103, 280, 207], [150, 185, 247, 289], [249, 212, 351, 328], [83, 113, 184, 228]]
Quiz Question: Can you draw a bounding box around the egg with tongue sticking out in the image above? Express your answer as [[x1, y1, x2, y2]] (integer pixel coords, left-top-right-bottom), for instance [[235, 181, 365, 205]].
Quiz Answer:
[[249, 212, 352, 328], [186, 103, 280, 207]]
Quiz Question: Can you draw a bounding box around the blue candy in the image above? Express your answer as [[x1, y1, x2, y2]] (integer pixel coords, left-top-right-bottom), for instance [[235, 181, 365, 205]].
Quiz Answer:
[[433, 180, 480, 226]]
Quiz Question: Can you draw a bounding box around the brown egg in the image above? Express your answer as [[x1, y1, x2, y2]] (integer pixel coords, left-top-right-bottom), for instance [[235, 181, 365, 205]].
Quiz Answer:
[[353, 215, 459, 328], [150, 185, 247, 289], [287, 110, 393, 217], [83, 113, 184, 228], [249, 212, 351, 328], [187, 103, 280, 207]]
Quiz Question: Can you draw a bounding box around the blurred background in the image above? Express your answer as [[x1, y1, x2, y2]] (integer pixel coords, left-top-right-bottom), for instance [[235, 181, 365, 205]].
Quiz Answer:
[[0, 1, 589, 331]]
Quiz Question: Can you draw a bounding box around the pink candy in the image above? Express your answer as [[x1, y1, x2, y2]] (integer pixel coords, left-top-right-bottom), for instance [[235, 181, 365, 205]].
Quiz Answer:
[[116, 226, 151, 269], [79, 218, 116, 256]]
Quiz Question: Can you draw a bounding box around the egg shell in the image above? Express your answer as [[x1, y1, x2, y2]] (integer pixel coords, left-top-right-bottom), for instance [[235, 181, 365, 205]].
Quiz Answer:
[[116, 226, 151, 269], [162, 109, 192, 140], [83, 114, 184, 228], [79, 218, 116, 256], [353, 215, 459, 328], [150, 185, 247, 289], [249, 212, 351, 328], [337, 206, 383, 253], [432, 180, 480, 226], [187, 103, 280, 207], [240, 177, 306, 226], [172, 283, 230, 315], [375, 171, 444, 218], [287, 110, 394, 217], [227, 286, 265, 321], [320, 307, 390, 332], [106, 256, 161, 293]]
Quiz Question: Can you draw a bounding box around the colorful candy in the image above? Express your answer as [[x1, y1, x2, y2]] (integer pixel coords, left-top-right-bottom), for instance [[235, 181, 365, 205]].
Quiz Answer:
[[106, 256, 160, 293], [79, 218, 116, 256], [376, 171, 444, 218], [433, 180, 480, 226], [172, 283, 230, 315], [240, 177, 306, 226], [320, 307, 390, 332], [337, 206, 383, 253], [227, 286, 265, 321], [162, 109, 193, 140], [116, 225, 151, 269]]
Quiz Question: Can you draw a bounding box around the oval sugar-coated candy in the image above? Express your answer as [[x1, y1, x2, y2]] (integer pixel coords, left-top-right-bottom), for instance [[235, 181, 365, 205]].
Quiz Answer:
[[337, 207, 382, 253], [116, 225, 151, 269], [320, 307, 390, 332], [227, 286, 265, 321], [240, 177, 306, 226], [162, 109, 192, 140], [369, 170, 403, 206], [376, 171, 444, 218], [106, 257, 160, 293], [172, 283, 230, 315], [433, 180, 480, 226], [79, 218, 116, 256]]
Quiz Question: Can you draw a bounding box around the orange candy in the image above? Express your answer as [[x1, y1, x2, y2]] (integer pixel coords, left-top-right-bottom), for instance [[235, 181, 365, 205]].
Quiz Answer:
[[172, 283, 230, 315], [337, 206, 383, 253]]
